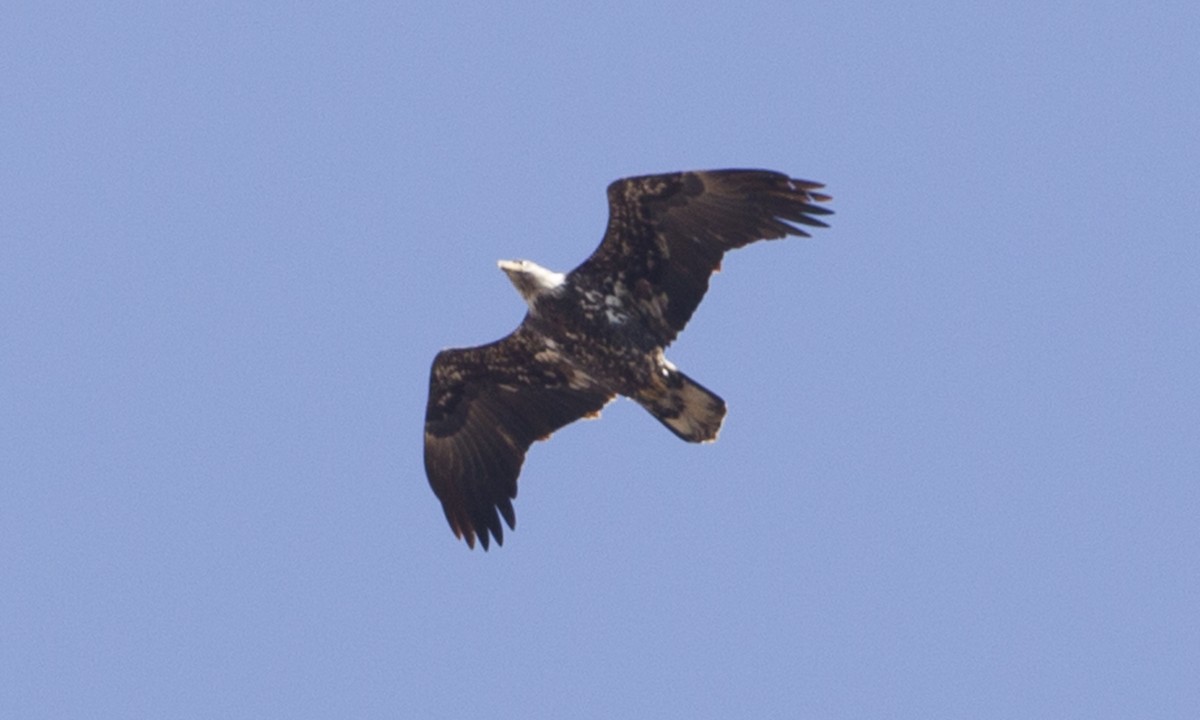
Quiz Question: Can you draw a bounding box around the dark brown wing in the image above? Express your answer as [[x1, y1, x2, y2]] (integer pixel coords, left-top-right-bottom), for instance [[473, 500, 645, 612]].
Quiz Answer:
[[570, 169, 832, 345], [423, 325, 613, 550]]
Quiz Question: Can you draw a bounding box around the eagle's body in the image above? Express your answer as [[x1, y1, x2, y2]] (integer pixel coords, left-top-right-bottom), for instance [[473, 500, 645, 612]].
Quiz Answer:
[[424, 170, 832, 548]]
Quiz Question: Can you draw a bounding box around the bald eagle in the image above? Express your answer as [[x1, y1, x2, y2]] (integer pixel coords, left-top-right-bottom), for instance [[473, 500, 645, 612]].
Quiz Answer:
[[424, 170, 832, 549]]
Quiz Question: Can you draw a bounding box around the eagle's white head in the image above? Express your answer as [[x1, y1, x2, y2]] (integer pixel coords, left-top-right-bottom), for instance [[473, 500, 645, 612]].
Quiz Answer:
[[498, 259, 566, 308]]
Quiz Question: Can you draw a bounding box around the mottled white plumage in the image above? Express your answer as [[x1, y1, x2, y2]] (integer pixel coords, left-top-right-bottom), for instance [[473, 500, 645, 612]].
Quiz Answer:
[[424, 169, 832, 549]]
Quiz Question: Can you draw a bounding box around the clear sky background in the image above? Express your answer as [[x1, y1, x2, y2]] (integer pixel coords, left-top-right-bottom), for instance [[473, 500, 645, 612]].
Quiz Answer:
[[4, 3, 1198, 718]]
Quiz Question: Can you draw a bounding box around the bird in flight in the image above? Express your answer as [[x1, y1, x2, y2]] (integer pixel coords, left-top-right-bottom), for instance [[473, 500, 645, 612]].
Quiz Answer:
[[424, 169, 832, 549]]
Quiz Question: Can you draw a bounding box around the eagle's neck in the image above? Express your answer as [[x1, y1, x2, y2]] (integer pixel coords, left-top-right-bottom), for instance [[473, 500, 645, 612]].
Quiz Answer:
[[498, 259, 566, 311]]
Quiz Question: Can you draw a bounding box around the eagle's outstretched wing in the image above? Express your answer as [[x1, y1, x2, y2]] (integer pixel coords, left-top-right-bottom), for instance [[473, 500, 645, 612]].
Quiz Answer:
[[423, 325, 613, 549], [571, 170, 832, 345]]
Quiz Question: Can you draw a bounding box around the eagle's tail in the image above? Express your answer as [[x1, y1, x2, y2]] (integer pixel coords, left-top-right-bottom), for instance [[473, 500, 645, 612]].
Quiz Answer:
[[638, 368, 726, 443]]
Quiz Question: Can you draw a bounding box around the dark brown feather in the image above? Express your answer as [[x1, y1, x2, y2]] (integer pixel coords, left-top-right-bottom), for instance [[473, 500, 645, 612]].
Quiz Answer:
[[571, 170, 832, 344], [423, 327, 612, 549]]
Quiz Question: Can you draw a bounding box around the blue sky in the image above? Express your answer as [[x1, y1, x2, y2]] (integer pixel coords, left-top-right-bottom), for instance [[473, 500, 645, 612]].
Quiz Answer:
[[4, 2, 1198, 718]]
